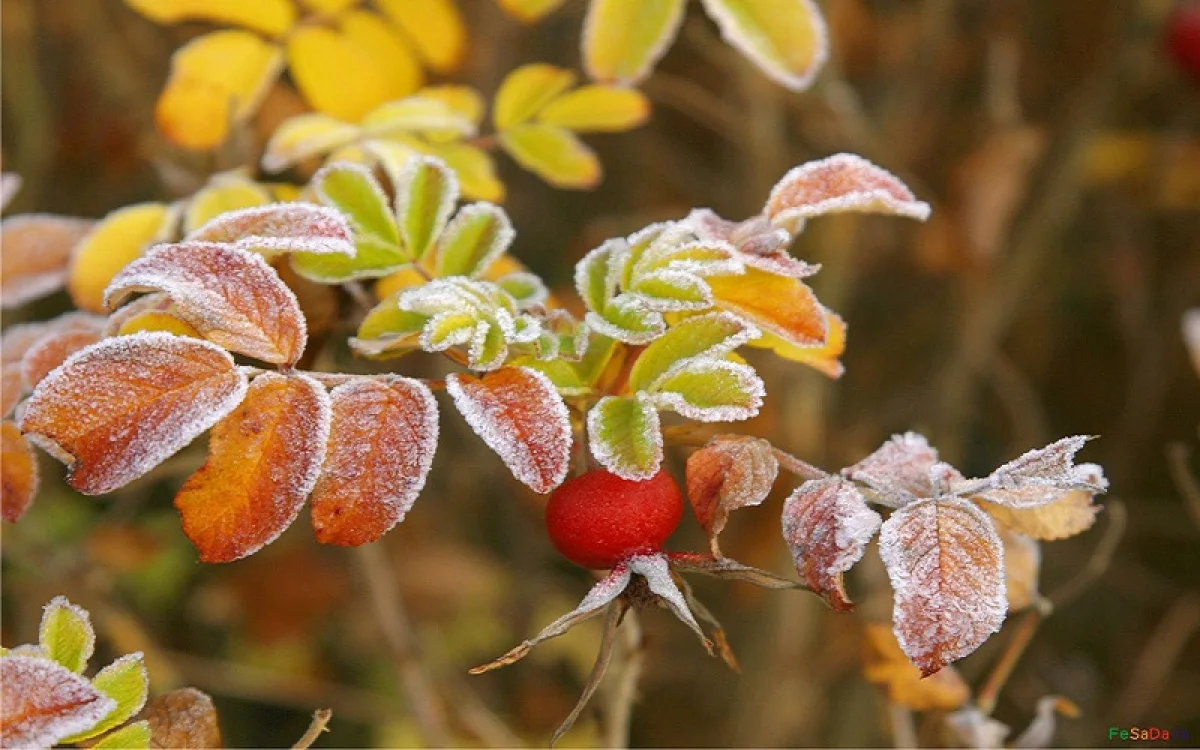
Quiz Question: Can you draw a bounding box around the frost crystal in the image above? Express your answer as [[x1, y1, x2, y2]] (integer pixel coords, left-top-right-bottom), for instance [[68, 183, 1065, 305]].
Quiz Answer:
[[0, 655, 116, 748], [782, 477, 881, 610], [629, 554, 711, 651], [183, 203, 356, 257], [765, 153, 932, 227]]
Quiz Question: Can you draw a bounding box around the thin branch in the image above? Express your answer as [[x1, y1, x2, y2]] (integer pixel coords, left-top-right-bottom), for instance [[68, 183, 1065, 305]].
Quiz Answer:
[[889, 703, 918, 749], [292, 708, 333, 749], [602, 606, 644, 749], [771, 448, 830, 482], [552, 600, 627, 747], [976, 607, 1046, 715], [1047, 499, 1127, 607], [1110, 593, 1200, 724]]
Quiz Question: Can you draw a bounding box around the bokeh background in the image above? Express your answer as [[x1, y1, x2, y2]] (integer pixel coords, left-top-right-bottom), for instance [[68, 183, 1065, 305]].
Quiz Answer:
[[2, 0, 1198, 746]]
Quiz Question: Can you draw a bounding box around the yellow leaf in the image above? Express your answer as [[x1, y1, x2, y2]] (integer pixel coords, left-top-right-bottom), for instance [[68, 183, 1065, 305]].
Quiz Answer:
[[339, 10, 423, 101], [698, 0, 828, 91], [373, 266, 428, 300], [750, 307, 845, 378], [418, 85, 485, 127], [117, 311, 203, 338], [709, 267, 826, 349], [428, 143, 505, 202], [537, 85, 650, 132], [375, 0, 466, 73], [261, 113, 361, 173], [498, 0, 567, 22], [493, 64, 576, 131], [863, 624, 970, 711], [184, 177, 272, 234], [68, 203, 174, 313], [361, 97, 476, 139], [583, 0, 686, 85], [124, 0, 296, 37], [499, 124, 600, 189], [155, 30, 284, 150], [295, 0, 358, 14], [286, 25, 398, 122]]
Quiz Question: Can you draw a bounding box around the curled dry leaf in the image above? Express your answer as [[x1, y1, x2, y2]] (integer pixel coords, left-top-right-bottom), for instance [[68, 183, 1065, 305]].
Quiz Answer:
[[138, 687, 222, 749], [20, 333, 249, 495], [628, 553, 712, 653], [1001, 527, 1041, 611], [446, 367, 572, 494], [310, 377, 438, 546], [978, 488, 1101, 541], [844, 431, 947, 506], [183, 203, 355, 257], [2, 420, 38, 522], [765, 153, 931, 229], [686, 435, 778, 553], [176, 372, 331, 562], [782, 477, 881, 611], [974, 436, 1097, 502], [0, 214, 95, 309], [105, 242, 308, 365], [862, 623, 970, 711], [0, 655, 116, 748], [879, 497, 1006, 676]]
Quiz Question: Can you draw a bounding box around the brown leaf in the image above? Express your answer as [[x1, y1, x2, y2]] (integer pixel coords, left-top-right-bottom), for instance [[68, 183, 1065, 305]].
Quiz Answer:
[[862, 623, 970, 711], [686, 435, 778, 553], [844, 431, 957, 505], [879, 497, 1006, 676], [2, 420, 38, 522], [979, 490, 1100, 541], [781, 476, 881, 610], [139, 688, 223, 748], [20, 333, 249, 495], [0, 214, 94, 309], [765, 153, 931, 229], [19, 321, 104, 390], [105, 242, 308, 365], [183, 203, 354, 257], [0, 655, 116, 747], [310, 377, 438, 546], [175, 372, 330, 562], [1001, 526, 1041, 611], [446, 367, 572, 493]]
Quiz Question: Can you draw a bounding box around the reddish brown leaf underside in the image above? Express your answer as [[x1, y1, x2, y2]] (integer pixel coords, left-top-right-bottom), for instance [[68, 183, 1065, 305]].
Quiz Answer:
[[20, 326, 104, 390], [175, 372, 330, 562], [0, 655, 115, 748], [686, 435, 778, 549], [0, 215, 95, 308], [1, 420, 38, 522]]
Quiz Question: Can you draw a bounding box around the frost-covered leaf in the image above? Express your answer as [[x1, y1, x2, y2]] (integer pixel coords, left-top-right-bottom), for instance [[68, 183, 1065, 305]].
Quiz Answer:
[[493, 64, 576, 131], [629, 312, 758, 392], [628, 554, 712, 652], [628, 269, 714, 311], [395, 156, 459, 262], [765, 154, 931, 227], [698, 0, 828, 91], [753, 306, 845, 378], [648, 359, 764, 422], [709, 267, 825, 349], [436, 203, 514, 278], [183, 176, 271, 234], [39, 596, 95, 673], [1, 421, 37, 522], [587, 296, 666, 344], [92, 720, 151, 749], [1001, 527, 1041, 611], [0, 214, 94, 309], [575, 239, 623, 313], [175, 372, 331, 562], [184, 203, 355, 258], [782, 477, 881, 611], [844, 432, 945, 506], [495, 272, 548, 308], [588, 393, 662, 480], [310, 377, 438, 546], [261, 113, 360, 173], [20, 319, 105, 390], [61, 653, 149, 744], [68, 202, 174, 313], [686, 435, 777, 552], [0, 655, 116, 748], [862, 623, 970, 711], [20, 333, 248, 495], [446, 367, 571, 493], [583, 0, 686, 85], [879, 497, 1006, 675], [500, 124, 601, 189], [471, 563, 631, 674], [537, 85, 650, 132], [978, 485, 1103, 541], [399, 277, 536, 369], [973, 436, 1099, 503], [105, 243, 308, 365], [349, 293, 428, 359], [139, 688, 222, 749]]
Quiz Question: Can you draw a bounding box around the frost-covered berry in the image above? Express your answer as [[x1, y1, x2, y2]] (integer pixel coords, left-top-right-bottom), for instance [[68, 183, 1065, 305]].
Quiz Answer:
[[545, 469, 684, 569]]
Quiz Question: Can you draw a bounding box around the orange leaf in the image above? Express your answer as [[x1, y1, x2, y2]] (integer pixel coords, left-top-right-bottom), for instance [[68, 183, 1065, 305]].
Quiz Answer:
[[765, 153, 931, 228], [0, 656, 115, 747], [751, 307, 845, 378], [1000, 526, 1041, 610], [446, 367, 572, 493], [978, 490, 1101, 541], [20, 321, 104, 390], [863, 623, 970, 711], [20, 333, 249, 495], [879, 497, 1006, 675], [685, 435, 778, 553], [139, 688, 223, 749], [2, 365, 22, 418], [310, 377, 438, 546], [709, 267, 826, 348], [175, 372, 330, 562], [105, 243, 308, 365], [2, 420, 38, 522], [782, 476, 881, 611], [0, 215, 94, 309]]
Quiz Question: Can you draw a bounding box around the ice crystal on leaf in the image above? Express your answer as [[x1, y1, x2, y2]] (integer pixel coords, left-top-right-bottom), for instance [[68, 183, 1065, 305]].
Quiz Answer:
[[765, 153, 932, 229], [0, 656, 115, 748], [183, 203, 355, 258], [686, 435, 779, 555]]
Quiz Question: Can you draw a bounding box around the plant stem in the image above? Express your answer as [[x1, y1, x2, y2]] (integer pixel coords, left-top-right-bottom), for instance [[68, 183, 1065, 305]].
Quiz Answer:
[[771, 448, 830, 482], [292, 708, 333, 749], [976, 607, 1045, 715], [603, 607, 643, 749]]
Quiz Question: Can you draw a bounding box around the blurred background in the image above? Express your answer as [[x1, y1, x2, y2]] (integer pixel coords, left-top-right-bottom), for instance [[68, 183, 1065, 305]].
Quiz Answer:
[[2, 0, 1198, 746]]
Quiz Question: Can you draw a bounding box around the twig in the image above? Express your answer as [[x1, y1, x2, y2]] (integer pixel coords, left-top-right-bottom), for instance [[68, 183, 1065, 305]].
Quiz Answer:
[[889, 703, 918, 749], [976, 607, 1047, 715], [602, 607, 644, 749], [1166, 443, 1200, 533], [355, 543, 450, 747], [292, 708, 333, 749], [641, 73, 744, 141], [552, 600, 627, 747], [1047, 499, 1127, 607], [447, 676, 526, 749], [771, 448, 831, 482]]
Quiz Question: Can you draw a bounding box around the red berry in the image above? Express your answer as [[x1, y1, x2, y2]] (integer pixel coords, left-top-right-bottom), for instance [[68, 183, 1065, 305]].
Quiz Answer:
[[545, 469, 684, 569], [1167, 2, 1200, 81]]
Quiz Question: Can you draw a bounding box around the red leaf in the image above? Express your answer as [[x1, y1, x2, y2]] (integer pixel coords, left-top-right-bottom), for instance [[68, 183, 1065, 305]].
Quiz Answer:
[[446, 367, 572, 493], [685, 435, 778, 553], [879, 497, 1006, 675], [0, 214, 95, 309], [2, 420, 38, 522], [105, 242, 308, 365], [20, 322, 104, 390], [765, 153, 931, 227], [20, 333, 249, 495], [176, 372, 330, 562], [310, 377, 438, 546], [781, 476, 881, 610], [184, 203, 355, 257], [0, 655, 115, 748]]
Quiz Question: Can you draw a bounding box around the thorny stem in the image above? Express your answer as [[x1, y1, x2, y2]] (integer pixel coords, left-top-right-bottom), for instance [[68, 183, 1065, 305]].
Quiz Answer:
[[292, 708, 333, 750], [355, 544, 450, 748], [551, 600, 628, 747]]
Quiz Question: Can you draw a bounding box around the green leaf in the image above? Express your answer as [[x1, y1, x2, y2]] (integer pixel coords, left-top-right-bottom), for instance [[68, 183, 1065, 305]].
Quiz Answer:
[[629, 270, 713, 310], [587, 393, 662, 479], [588, 296, 665, 344], [628, 312, 759, 392], [424, 312, 477, 348], [350, 292, 428, 358], [91, 720, 151, 750], [576, 332, 617, 385], [620, 222, 673, 288], [649, 359, 764, 421], [313, 162, 401, 247], [436, 202, 514, 277], [495, 272, 547, 307], [61, 653, 149, 744], [396, 156, 459, 262], [574, 239, 623, 312], [289, 233, 409, 282], [511, 357, 590, 396], [39, 596, 95, 674]]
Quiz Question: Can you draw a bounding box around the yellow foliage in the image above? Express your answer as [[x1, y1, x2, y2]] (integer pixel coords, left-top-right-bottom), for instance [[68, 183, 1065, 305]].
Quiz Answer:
[[500, 124, 601, 189], [338, 10, 423, 101], [287, 25, 404, 123], [376, 0, 466, 73], [493, 64, 577, 131], [497, 0, 568, 23], [68, 203, 174, 313], [184, 178, 272, 234], [537, 85, 650, 132], [124, 0, 296, 37]]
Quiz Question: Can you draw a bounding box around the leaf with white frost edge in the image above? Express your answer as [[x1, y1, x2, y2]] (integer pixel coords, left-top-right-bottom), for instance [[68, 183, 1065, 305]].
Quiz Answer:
[[648, 359, 765, 422], [782, 477, 881, 611], [765, 153, 932, 227], [628, 554, 713, 653], [843, 431, 948, 507], [0, 656, 117, 748], [587, 393, 663, 480], [39, 596, 95, 673], [183, 203, 355, 257]]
